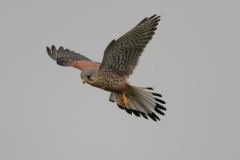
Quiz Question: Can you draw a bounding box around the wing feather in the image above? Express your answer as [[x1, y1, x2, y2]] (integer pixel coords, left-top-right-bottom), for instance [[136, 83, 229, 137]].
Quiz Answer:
[[47, 45, 100, 70], [99, 14, 160, 77]]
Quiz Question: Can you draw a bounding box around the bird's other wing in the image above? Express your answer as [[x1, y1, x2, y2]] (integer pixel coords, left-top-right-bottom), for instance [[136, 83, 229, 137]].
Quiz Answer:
[[99, 14, 160, 77], [47, 45, 101, 70]]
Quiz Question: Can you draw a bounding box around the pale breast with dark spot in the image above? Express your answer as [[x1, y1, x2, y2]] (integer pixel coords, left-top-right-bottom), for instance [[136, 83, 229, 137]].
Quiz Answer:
[[91, 71, 128, 93]]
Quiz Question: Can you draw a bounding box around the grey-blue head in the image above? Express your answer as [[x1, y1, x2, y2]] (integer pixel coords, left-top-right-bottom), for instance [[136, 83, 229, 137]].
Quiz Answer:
[[81, 67, 98, 84]]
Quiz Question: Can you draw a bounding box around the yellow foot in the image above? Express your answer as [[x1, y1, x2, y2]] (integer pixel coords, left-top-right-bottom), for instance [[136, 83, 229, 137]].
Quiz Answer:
[[117, 94, 125, 108], [123, 92, 130, 106]]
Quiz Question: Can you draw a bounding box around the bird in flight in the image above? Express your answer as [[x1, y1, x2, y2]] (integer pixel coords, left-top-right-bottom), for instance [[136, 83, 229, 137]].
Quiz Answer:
[[47, 14, 166, 121]]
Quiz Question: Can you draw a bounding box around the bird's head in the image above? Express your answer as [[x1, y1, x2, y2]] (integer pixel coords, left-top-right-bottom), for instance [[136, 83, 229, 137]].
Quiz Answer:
[[81, 67, 98, 84]]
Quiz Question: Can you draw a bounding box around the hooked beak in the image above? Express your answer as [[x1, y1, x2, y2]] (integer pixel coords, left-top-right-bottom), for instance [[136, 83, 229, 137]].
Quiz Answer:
[[82, 77, 88, 84]]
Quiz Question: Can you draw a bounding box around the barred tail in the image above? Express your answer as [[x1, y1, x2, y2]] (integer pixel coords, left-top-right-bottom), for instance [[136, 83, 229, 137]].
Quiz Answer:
[[108, 85, 166, 121]]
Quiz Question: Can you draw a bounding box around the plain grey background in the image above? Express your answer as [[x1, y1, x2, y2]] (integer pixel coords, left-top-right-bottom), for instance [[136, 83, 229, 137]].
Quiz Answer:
[[1, 0, 240, 159]]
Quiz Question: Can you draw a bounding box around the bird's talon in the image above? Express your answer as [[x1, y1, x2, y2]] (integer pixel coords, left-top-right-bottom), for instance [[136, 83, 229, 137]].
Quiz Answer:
[[123, 92, 130, 106], [118, 94, 125, 108]]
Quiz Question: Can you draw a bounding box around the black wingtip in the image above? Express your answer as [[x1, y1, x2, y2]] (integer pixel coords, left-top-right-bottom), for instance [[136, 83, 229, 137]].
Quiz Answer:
[[149, 14, 156, 19], [51, 45, 56, 51], [149, 14, 159, 19], [47, 46, 57, 60], [46, 47, 51, 54]]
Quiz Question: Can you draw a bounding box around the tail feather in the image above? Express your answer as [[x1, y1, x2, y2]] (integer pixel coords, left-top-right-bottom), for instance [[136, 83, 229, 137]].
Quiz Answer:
[[136, 96, 160, 121], [129, 98, 145, 113], [112, 93, 149, 118], [109, 85, 166, 122], [152, 92, 162, 97], [128, 98, 147, 118], [129, 98, 149, 119], [155, 107, 165, 115], [136, 88, 166, 106], [109, 92, 115, 102], [132, 96, 153, 114], [156, 103, 166, 111]]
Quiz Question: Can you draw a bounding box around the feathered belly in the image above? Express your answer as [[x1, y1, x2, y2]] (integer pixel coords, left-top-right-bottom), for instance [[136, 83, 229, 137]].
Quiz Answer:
[[90, 73, 129, 93]]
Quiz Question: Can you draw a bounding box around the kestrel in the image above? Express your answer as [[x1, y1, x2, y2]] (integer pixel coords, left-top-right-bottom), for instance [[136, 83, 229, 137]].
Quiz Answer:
[[47, 14, 166, 121]]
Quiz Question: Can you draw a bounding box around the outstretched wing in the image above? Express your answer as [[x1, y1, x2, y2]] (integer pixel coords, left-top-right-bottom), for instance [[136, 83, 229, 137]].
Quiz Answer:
[[99, 14, 160, 77], [47, 45, 100, 70]]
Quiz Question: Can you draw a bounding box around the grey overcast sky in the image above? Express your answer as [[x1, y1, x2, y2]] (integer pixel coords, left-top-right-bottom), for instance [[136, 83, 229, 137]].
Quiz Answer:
[[1, 0, 240, 160]]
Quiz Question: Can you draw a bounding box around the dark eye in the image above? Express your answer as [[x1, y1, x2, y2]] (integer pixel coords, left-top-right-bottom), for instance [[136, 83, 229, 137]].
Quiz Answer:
[[87, 75, 92, 81]]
